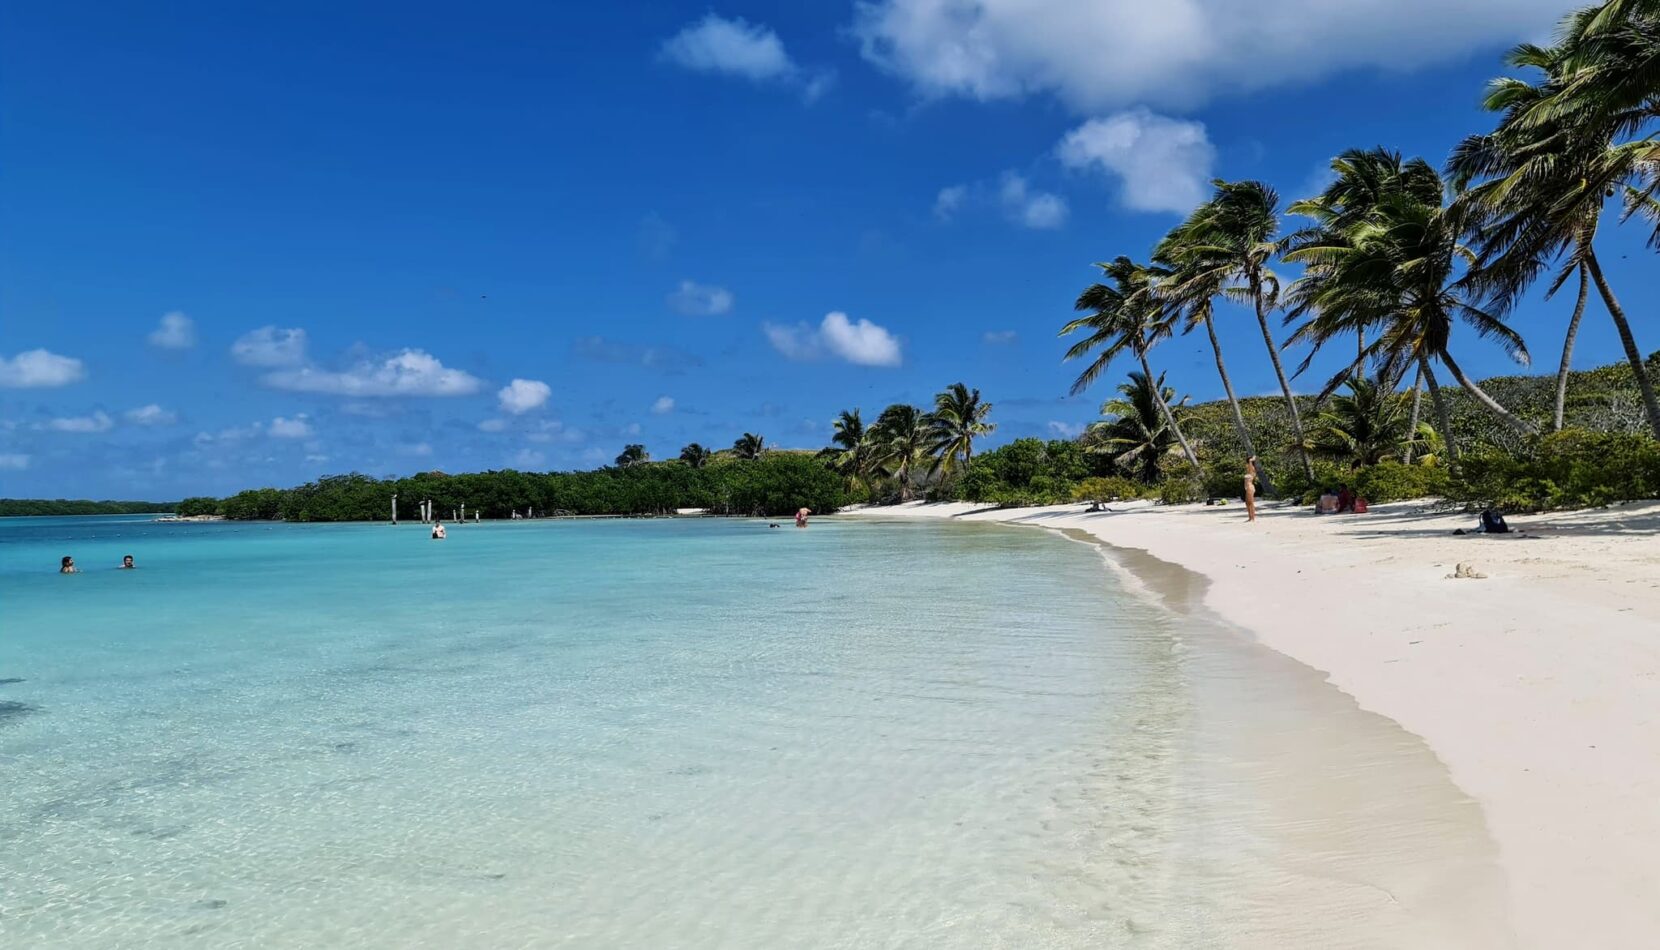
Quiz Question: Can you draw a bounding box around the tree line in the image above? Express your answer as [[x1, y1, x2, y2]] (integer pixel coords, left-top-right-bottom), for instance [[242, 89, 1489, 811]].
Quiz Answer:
[[1058, 0, 1660, 491]]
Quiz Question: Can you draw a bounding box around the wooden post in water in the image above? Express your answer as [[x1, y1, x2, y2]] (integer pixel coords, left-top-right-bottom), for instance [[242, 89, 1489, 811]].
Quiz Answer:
[[460, 503, 466, 524], [391, 493, 398, 526]]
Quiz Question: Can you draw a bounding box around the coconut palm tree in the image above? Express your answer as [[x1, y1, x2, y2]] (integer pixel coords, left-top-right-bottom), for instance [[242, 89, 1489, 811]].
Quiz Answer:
[[1304, 376, 1419, 468], [1083, 370, 1189, 483], [1151, 224, 1257, 459], [870, 404, 928, 501], [1155, 179, 1315, 480], [824, 409, 876, 487], [1060, 257, 1201, 471], [615, 444, 649, 467], [678, 443, 712, 468], [1283, 173, 1539, 452], [1450, 30, 1660, 438], [926, 383, 995, 477], [731, 433, 765, 460]]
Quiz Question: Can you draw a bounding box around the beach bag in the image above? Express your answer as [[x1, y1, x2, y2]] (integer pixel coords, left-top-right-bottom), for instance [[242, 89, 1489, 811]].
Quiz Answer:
[[1353, 497, 1369, 514]]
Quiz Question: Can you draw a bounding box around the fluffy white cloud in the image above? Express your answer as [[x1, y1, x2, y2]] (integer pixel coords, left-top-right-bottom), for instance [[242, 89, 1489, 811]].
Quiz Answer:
[[651, 396, 675, 414], [497, 378, 551, 414], [232, 326, 308, 367], [270, 414, 313, 438], [477, 417, 508, 432], [1058, 111, 1215, 213], [264, 349, 482, 397], [512, 448, 546, 469], [147, 311, 196, 349], [125, 404, 178, 426], [764, 311, 903, 367], [45, 411, 114, 433], [0, 349, 86, 388], [999, 173, 1068, 228], [663, 14, 794, 80], [0, 453, 28, 470], [983, 330, 1018, 344], [661, 14, 833, 100], [667, 280, 735, 316], [853, 0, 1564, 111], [933, 184, 968, 221], [1048, 420, 1086, 438]]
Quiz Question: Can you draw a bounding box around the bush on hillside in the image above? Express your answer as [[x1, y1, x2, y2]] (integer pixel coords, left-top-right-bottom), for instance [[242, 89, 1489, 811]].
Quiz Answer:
[[1450, 429, 1660, 511]]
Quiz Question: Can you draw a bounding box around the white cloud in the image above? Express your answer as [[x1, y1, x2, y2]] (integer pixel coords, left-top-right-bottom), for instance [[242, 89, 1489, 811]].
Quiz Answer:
[[999, 173, 1068, 228], [305, 453, 330, 464], [232, 326, 308, 367], [667, 280, 735, 316], [983, 330, 1018, 345], [0, 349, 86, 388], [764, 311, 903, 367], [147, 311, 196, 349], [193, 422, 262, 445], [264, 349, 483, 397], [1058, 111, 1215, 213], [934, 184, 968, 220], [651, 396, 675, 414], [663, 14, 794, 80], [45, 410, 114, 433], [1048, 420, 1086, 438], [0, 453, 28, 470], [512, 448, 546, 469], [477, 417, 508, 433], [270, 414, 313, 438], [497, 378, 551, 414], [125, 404, 178, 426], [402, 442, 434, 457], [852, 0, 1564, 111], [661, 14, 833, 100], [623, 422, 642, 436]]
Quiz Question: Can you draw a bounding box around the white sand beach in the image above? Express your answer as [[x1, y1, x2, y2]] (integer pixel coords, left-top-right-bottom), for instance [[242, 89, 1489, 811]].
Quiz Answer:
[[844, 499, 1660, 949]]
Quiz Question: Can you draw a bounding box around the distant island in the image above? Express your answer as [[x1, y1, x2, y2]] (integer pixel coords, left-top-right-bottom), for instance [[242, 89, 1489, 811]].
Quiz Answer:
[[0, 499, 177, 518]]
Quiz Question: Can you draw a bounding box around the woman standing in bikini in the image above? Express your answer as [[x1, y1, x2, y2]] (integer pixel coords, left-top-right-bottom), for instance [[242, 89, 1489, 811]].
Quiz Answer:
[[1243, 456, 1258, 523]]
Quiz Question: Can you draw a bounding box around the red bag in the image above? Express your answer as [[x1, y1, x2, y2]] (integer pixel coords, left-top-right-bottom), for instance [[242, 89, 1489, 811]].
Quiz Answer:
[[1353, 497, 1369, 514]]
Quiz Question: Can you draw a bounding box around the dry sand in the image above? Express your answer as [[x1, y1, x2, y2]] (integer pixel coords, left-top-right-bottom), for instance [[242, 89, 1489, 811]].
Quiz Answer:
[[843, 498, 1660, 949]]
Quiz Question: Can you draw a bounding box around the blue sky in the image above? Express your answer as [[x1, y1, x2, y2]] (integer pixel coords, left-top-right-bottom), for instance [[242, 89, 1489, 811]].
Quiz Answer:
[[3, 0, 1653, 499]]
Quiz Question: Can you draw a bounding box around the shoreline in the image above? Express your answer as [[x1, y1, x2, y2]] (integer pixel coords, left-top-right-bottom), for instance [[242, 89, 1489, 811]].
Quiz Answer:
[[842, 499, 1660, 949]]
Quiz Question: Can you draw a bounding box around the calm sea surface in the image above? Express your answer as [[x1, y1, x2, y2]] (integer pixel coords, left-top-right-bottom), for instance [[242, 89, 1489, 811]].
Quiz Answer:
[[1, 515, 1510, 948]]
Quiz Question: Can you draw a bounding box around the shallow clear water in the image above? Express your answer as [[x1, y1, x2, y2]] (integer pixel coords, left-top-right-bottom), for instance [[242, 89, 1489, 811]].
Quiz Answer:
[[1, 515, 1510, 948]]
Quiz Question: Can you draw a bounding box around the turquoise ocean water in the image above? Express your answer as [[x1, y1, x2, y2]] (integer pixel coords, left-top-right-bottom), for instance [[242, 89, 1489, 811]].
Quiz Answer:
[[2, 515, 1510, 948]]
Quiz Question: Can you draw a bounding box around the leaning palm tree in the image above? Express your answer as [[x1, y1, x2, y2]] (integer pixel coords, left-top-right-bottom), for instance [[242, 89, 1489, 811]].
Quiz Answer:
[[824, 409, 877, 488], [678, 443, 712, 468], [1083, 369, 1189, 483], [615, 444, 649, 467], [1284, 176, 1539, 457], [925, 383, 995, 477], [1304, 376, 1419, 469], [1156, 179, 1314, 480], [870, 404, 929, 501], [1450, 27, 1660, 438], [1151, 225, 1256, 459], [731, 433, 766, 460], [1060, 257, 1201, 471]]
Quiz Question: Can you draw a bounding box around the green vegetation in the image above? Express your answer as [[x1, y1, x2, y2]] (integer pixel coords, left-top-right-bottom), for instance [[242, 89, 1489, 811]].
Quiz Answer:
[[0, 499, 177, 517]]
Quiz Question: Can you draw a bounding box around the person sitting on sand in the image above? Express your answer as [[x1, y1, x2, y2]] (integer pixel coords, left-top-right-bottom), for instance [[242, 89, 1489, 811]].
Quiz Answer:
[[120, 555, 135, 569], [795, 507, 811, 528], [431, 520, 447, 540], [60, 556, 78, 574], [1337, 484, 1355, 513]]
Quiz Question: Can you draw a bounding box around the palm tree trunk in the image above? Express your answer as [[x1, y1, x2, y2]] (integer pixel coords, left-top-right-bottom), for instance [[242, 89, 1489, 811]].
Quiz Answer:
[[1420, 358, 1459, 461], [1251, 286, 1314, 481], [1440, 351, 1539, 436], [1137, 349, 1201, 472], [1403, 365, 1423, 464], [1584, 246, 1660, 439], [1553, 262, 1591, 432], [1200, 314, 1256, 457]]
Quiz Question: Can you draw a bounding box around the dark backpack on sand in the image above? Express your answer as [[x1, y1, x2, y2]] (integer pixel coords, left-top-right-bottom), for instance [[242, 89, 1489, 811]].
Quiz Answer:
[[1480, 508, 1511, 534]]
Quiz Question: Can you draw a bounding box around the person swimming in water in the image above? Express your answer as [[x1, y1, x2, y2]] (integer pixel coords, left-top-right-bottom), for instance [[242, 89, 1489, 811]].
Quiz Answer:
[[795, 507, 811, 528], [431, 520, 447, 540], [120, 555, 135, 569], [60, 556, 79, 574]]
